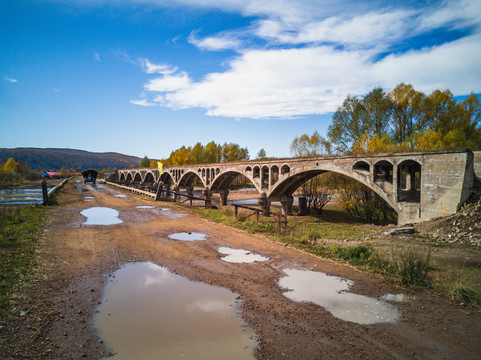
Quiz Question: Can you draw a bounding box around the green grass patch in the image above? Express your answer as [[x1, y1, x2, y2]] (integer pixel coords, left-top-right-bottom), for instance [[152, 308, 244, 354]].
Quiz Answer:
[[0, 205, 49, 319]]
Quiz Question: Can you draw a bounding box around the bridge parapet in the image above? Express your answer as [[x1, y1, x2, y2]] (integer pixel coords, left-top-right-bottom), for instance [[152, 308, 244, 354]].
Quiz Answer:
[[117, 149, 474, 225]]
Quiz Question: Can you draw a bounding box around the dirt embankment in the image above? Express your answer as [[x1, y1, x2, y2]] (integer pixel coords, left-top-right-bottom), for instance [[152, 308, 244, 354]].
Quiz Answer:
[[1, 179, 481, 359]]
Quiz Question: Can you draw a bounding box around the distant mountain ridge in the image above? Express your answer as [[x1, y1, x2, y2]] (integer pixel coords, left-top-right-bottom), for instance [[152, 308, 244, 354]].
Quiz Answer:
[[0, 148, 142, 171]]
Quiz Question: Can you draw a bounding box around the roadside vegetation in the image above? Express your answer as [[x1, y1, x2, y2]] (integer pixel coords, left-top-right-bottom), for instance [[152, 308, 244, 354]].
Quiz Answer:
[[0, 205, 49, 319], [190, 204, 481, 308]]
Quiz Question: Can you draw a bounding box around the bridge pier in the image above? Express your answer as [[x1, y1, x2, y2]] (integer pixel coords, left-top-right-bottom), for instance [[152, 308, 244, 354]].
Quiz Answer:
[[202, 188, 212, 208], [280, 195, 293, 216], [219, 189, 229, 206], [258, 192, 271, 216]]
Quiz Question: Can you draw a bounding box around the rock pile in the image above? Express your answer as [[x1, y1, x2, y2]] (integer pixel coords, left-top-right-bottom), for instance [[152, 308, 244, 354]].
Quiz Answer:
[[419, 177, 481, 245], [429, 199, 481, 245]]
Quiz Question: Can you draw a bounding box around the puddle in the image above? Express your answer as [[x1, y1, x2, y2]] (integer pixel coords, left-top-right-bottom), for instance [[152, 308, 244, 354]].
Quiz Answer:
[[94, 262, 256, 359], [168, 232, 206, 241], [136, 205, 155, 209], [218, 247, 269, 263], [278, 269, 401, 325], [0, 188, 44, 205], [114, 194, 127, 198], [84, 197, 95, 201], [80, 207, 123, 225], [161, 208, 171, 211], [381, 293, 415, 302]]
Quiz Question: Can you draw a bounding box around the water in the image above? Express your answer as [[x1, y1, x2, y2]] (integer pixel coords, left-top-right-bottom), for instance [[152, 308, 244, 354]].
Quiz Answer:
[[168, 232, 206, 241], [94, 262, 257, 360], [84, 197, 96, 201], [218, 247, 269, 263], [136, 205, 155, 209], [0, 187, 44, 205], [80, 207, 123, 225], [114, 194, 127, 199], [381, 293, 415, 302], [278, 269, 401, 325]]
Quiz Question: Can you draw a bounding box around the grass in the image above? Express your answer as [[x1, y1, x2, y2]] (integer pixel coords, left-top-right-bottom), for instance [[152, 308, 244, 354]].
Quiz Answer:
[[0, 205, 49, 319], [189, 205, 481, 303]]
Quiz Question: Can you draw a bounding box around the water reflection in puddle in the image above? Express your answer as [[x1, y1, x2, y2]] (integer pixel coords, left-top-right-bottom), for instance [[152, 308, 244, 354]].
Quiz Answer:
[[84, 197, 95, 201], [136, 205, 155, 209], [381, 293, 415, 302], [94, 262, 257, 359], [168, 232, 206, 241], [80, 207, 123, 225], [114, 194, 127, 198], [218, 247, 269, 263], [279, 269, 401, 324]]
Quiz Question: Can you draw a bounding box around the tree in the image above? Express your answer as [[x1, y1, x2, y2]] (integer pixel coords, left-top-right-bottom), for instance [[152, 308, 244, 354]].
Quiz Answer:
[[388, 83, 425, 143], [140, 156, 150, 168], [290, 131, 330, 157], [150, 160, 158, 168], [204, 141, 222, 163], [190, 142, 205, 164], [3, 157, 17, 172], [257, 148, 267, 159], [222, 143, 249, 162]]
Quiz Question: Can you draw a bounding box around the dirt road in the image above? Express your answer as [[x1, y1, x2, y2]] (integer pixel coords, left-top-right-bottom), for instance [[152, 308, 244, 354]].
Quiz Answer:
[[2, 179, 481, 359]]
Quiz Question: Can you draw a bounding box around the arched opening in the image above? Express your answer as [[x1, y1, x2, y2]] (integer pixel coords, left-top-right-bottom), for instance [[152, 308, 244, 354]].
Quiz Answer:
[[133, 173, 142, 183], [253, 166, 260, 178], [119, 173, 125, 182], [210, 171, 259, 206], [353, 160, 370, 173], [397, 160, 421, 202], [144, 172, 155, 185], [374, 160, 393, 192], [261, 166, 269, 190], [270, 165, 279, 185], [126, 173, 133, 182], [270, 169, 398, 224], [281, 165, 290, 175], [245, 166, 252, 173]]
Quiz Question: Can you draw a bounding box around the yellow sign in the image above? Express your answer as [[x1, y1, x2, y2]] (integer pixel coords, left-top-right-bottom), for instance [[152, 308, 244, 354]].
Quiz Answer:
[[157, 162, 163, 175]]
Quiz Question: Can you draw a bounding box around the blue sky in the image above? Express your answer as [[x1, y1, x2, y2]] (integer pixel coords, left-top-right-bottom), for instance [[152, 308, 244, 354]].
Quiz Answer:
[[1, 0, 480, 160]]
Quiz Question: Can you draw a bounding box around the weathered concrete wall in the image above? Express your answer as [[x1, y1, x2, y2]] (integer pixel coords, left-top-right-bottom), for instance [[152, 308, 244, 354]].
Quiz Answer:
[[474, 151, 481, 179], [398, 151, 473, 224]]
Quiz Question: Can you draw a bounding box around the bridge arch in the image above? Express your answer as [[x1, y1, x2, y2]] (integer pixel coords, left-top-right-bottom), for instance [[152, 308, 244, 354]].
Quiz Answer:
[[178, 170, 206, 189], [269, 166, 400, 213], [144, 172, 155, 184], [126, 172, 133, 182], [210, 169, 260, 193]]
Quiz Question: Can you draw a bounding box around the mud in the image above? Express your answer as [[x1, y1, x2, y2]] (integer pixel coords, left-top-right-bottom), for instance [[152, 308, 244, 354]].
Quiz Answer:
[[1, 179, 481, 359]]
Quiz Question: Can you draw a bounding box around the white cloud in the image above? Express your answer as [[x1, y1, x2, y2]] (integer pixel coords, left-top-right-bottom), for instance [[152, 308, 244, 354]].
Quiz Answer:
[[93, 51, 101, 61], [130, 98, 155, 106], [145, 72, 191, 92], [133, 0, 481, 119], [143, 30, 481, 119], [188, 32, 241, 51], [5, 77, 17, 83], [140, 58, 178, 74]]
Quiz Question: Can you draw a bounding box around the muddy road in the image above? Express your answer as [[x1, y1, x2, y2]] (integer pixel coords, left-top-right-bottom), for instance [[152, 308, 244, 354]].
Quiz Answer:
[[2, 179, 481, 359]]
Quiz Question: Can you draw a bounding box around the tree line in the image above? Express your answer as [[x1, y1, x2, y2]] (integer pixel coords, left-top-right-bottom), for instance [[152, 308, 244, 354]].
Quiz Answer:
[[291, 83, 480, 222], [139, 141, 253, 167]]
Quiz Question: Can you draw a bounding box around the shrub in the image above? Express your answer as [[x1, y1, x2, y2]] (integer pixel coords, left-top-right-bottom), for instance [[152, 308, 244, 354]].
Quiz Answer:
[[397, 250, 431, 286], [449, 283, 481, 306]]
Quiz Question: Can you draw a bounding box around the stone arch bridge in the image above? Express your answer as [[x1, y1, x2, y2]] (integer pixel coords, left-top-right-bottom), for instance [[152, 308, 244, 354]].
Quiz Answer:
[[117, 149, 476, 225]]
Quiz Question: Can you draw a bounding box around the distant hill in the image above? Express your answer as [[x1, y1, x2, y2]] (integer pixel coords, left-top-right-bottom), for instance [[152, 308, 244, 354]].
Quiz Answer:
[[0, 148, 142, 171]]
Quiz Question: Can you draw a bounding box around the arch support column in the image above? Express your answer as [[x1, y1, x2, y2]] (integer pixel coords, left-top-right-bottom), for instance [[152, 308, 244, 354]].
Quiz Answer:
[[219, 189, 229, 206], [203, 187, 212, 208], [281, 195, 293, 216], [258, 192, 271, 216]]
